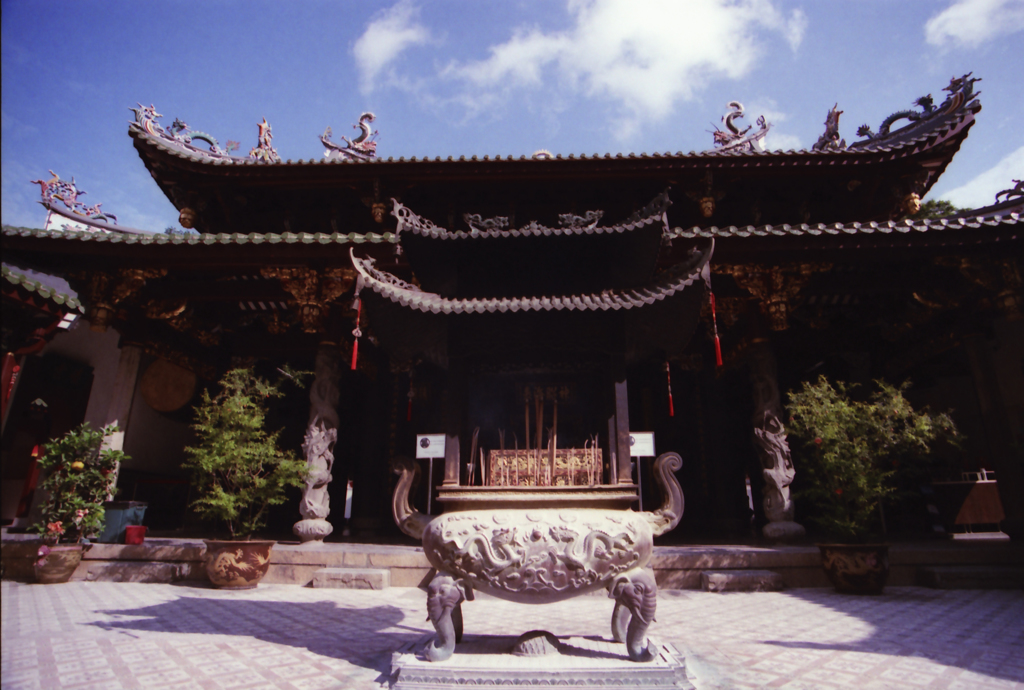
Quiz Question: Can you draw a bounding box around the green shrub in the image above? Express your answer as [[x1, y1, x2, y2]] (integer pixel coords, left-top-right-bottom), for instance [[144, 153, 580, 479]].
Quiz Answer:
[[184, 367, 308, 540], [787, 376, 959, 542]]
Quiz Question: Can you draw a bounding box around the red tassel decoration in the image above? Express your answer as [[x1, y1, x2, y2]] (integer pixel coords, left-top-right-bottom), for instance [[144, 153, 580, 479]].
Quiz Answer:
[[350, 298, 362, 371], [664, 361, 675, 417], [710, 292, 723, 367]]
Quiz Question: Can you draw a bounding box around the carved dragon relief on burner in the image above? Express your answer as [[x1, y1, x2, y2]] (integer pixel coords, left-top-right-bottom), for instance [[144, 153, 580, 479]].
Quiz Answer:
[[392, 452, 684, 662]]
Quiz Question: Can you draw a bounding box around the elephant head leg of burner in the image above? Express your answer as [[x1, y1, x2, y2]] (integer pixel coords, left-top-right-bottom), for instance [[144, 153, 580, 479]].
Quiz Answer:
[[425, 573, 474, 662], [608, 568, 658, 662]]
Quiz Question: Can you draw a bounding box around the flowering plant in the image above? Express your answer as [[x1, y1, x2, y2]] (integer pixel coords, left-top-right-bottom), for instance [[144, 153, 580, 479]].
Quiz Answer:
[[787, 376, 959, 543], [32, 423, 126, 544]]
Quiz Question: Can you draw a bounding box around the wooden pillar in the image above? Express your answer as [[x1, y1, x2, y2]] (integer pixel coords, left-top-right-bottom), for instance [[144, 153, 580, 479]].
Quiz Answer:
[[964, 334, 1024, 539], [442, 367, 464, 487], [614, 377, 633, 485], [103, 344, 142, 493], [607, 415, 618, 485]]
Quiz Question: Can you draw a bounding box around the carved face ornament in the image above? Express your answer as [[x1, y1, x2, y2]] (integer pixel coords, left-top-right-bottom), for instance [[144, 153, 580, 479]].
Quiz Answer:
[[903, 192, 921, 215]]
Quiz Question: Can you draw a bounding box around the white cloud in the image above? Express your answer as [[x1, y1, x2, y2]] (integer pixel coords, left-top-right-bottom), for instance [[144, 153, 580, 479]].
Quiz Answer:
[[924, 0, 1024, 48], [940, 145, 1024, 208], [765, 132, 801, 151], [443, 0, 807, 137], [353, 1, 432, 93]]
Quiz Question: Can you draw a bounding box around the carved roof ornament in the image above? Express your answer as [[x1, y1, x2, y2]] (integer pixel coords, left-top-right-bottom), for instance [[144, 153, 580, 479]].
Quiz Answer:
[[392, 190, 672, 243], [709, 102, 771, 153], [855, 73, 981, 142], [941, 256, 1022, 321], [129, 103, 241, 160], [260, 267, 355, 333], [717, 263, 831, 331], [558, 210, 604, 230], [463, 214, 509, 233], [70, 268, 166, 332], [812, 104, 846, 152], [143, 298, 221, 347], [321, 113, 378, 162], [249, 118, 281, 163], [995, 179, 1023, 204], [30, 171, 118, 225], [686, 170, 724, 218]]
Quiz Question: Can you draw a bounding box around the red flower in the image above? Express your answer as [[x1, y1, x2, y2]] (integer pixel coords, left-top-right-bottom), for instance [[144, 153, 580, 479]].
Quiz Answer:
[[835, 489, 843, 495], [814, 437, 822, 445]]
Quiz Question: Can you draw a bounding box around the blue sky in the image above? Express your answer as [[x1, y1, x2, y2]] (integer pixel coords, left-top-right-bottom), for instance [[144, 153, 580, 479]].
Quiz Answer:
[[3, 0, 1023, 232]]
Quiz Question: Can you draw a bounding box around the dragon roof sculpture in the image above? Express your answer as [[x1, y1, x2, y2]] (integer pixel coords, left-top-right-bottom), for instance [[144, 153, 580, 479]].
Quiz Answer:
[[29, 170, 118, 227], [851, 72, 981, 147], [130, 103, 241, 160], [709, 102, 771, 153], [321, 112, 378, 162]]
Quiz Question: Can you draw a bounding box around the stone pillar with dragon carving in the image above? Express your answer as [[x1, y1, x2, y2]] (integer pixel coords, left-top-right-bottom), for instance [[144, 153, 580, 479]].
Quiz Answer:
[[293, 342, 341, 545], [748, 339, 806, 542]]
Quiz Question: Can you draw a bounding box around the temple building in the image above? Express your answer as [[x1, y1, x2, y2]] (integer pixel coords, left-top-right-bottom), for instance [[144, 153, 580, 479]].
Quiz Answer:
[[3, 74, 1022, 541]]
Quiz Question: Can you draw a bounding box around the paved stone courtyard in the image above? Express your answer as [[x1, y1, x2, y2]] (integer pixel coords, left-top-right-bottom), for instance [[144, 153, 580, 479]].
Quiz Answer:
[[2, 580, 1022, 689]]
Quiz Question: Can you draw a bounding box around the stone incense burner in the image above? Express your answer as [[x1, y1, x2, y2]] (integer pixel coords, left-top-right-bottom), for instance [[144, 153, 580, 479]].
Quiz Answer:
[[393, 453, 684, 662]]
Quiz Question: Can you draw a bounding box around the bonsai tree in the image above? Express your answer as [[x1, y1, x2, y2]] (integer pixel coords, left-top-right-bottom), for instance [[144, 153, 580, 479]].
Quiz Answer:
[[33, 423, 125, 545], [184, 366, 308, 540], [787, 376, 959, 542]]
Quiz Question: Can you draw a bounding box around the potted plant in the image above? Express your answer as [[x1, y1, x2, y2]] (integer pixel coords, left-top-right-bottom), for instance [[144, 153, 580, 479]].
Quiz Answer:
[[787, 376, 959, 593], [184, 366, 308, 589], [32, 423, 126, 583]]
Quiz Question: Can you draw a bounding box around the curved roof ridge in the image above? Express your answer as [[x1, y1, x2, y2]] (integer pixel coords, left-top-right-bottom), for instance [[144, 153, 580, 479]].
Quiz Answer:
[[668, 212, 1020, 239], [391, 191, 672, 241], [1, 224, 397, 246], [130, 93, 978, 168], [350, 240, 713, 315]]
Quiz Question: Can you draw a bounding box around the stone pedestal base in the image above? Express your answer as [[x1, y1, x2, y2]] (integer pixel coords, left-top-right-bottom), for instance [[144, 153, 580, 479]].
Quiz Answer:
[[292, 518, 333, 544], [763, 520, 806, 542], [390, 634, 692, 689]]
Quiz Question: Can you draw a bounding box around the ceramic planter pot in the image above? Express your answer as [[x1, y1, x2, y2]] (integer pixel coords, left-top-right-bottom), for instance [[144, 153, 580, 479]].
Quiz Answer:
[[34, 544, 84, 584], [202, 540, 275, 589], [818, 543, 889, 594]]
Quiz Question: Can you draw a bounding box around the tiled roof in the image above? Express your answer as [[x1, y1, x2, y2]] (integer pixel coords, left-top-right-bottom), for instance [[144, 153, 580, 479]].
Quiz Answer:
[[351, 242, 712, 315], [2, 224, 397, 246], [5, 213, 1017, 249], [667, 212, 1020, 240], [2, 264, 83, 312], [129, 98, 978, 168]]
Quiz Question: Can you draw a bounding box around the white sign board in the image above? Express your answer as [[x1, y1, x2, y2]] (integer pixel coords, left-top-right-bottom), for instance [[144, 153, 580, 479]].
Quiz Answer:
[[416, 434, 446, 459], [629, 432, 656, 457]]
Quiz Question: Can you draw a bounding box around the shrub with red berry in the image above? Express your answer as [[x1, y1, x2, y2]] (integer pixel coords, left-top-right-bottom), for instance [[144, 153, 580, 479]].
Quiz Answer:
[[787, 376, 960, 542], [32, 423, 127, 544]]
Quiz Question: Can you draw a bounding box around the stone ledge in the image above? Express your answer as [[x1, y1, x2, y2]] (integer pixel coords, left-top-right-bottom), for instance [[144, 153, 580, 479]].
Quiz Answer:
[[918, 565, 1024, 590], [701, 569, 784, 592], [312, 567, 390, 589], [72, 560, 203, 583]]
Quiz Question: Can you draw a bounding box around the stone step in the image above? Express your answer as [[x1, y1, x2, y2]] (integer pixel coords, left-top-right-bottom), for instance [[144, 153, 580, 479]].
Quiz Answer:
[[312, 567, 390, 590], [701, 569, 784, 592], [918, 566, 1024, 590]]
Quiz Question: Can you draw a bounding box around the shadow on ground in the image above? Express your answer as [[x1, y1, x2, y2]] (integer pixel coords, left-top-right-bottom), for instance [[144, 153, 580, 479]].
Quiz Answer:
[[87, 591, 428, 676], [761, 587, 1024, 684]]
